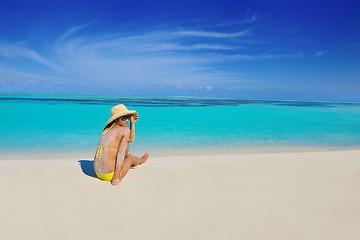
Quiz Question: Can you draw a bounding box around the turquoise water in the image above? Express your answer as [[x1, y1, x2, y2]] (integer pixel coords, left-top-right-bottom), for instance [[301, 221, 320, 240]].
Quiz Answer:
[[1, 93, 360, 155]]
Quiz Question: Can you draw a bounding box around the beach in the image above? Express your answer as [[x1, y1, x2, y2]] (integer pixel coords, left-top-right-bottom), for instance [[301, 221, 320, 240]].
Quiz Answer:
[[1, 150, 360, 240]]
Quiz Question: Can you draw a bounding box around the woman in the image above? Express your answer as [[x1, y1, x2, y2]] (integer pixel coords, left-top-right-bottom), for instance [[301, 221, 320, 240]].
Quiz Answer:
[[93, 104, 149, 186]]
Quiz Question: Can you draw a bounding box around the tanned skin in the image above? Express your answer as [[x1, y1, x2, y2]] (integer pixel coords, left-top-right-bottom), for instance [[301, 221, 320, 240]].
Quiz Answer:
[[94, 113, 149, 186]]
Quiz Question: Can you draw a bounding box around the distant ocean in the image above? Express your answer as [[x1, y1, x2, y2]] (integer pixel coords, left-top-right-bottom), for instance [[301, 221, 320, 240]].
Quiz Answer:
[[1, 93, 360, 155]]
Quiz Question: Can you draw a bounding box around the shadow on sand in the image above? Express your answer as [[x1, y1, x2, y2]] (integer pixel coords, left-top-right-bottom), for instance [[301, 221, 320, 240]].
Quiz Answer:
[[78, 160, 97, 179]]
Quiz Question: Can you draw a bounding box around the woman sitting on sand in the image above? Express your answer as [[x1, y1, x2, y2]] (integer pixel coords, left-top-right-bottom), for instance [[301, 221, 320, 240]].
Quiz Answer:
[[93, 104, 148, 186]]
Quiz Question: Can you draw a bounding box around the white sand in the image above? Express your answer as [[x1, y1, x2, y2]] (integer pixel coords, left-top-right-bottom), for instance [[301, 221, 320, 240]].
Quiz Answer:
[[1, 150, 360, 240]]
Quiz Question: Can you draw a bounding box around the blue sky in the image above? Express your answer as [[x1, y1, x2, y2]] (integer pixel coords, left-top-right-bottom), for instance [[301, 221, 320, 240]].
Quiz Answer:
[[0, 0, 359, 101]]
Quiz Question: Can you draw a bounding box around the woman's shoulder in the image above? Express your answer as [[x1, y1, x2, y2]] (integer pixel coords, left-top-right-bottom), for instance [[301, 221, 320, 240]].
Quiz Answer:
[[112, 125, 130, 135]]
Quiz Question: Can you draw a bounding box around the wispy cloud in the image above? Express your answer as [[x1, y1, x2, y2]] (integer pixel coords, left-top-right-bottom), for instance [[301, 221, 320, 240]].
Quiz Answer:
[[0, 21, 323, 94], [142, 43, 240, 52], [227, 52, 313, 61], [313, 51, 324, 57], [174, 30, 249, 38], [215, 13, 259, 27], [0, 43, 60, 70], [0, 64, 64, 88], [57, 22, 95, 44]]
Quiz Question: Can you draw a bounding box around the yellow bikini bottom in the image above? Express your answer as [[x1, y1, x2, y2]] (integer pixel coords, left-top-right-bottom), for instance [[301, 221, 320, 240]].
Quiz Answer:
[[95, 171, 114, 181]]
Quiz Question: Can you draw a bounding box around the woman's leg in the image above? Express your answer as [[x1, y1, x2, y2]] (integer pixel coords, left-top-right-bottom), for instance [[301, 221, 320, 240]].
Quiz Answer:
[[119, 153, 149, 180]]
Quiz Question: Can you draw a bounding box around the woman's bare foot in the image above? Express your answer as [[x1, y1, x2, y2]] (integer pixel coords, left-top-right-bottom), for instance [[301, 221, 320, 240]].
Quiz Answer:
[[139, 153, 149, 165], [131, 153, 149, 169]]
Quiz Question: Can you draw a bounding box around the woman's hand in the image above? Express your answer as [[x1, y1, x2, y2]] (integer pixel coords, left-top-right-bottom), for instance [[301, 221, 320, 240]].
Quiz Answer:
[[130, 113, 139, 123], [111, 177, 121, 186]]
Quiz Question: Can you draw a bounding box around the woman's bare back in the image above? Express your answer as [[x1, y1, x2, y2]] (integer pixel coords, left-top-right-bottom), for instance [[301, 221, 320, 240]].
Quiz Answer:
[[93, 125, 130, 173]]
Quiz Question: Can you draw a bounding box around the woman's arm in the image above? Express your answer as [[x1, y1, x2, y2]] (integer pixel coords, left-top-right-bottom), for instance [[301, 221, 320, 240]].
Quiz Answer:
[[111, 129, 130, 185], [128, 113, 138, 142]]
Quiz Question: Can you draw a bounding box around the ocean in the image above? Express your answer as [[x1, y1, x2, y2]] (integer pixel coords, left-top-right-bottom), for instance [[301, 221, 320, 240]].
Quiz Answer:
[[1, 93, 360, 155]]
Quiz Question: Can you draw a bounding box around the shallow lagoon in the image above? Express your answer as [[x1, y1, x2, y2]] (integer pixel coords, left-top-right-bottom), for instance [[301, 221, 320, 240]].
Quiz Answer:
[[1, 94, 360, 155]]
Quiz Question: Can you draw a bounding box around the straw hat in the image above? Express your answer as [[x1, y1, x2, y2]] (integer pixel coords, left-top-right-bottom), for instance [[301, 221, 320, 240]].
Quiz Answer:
[[105, 104, 136, 126]]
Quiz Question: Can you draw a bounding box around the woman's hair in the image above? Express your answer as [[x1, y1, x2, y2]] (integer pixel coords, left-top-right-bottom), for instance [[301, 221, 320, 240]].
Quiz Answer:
[[102, 120, 117, 134]]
